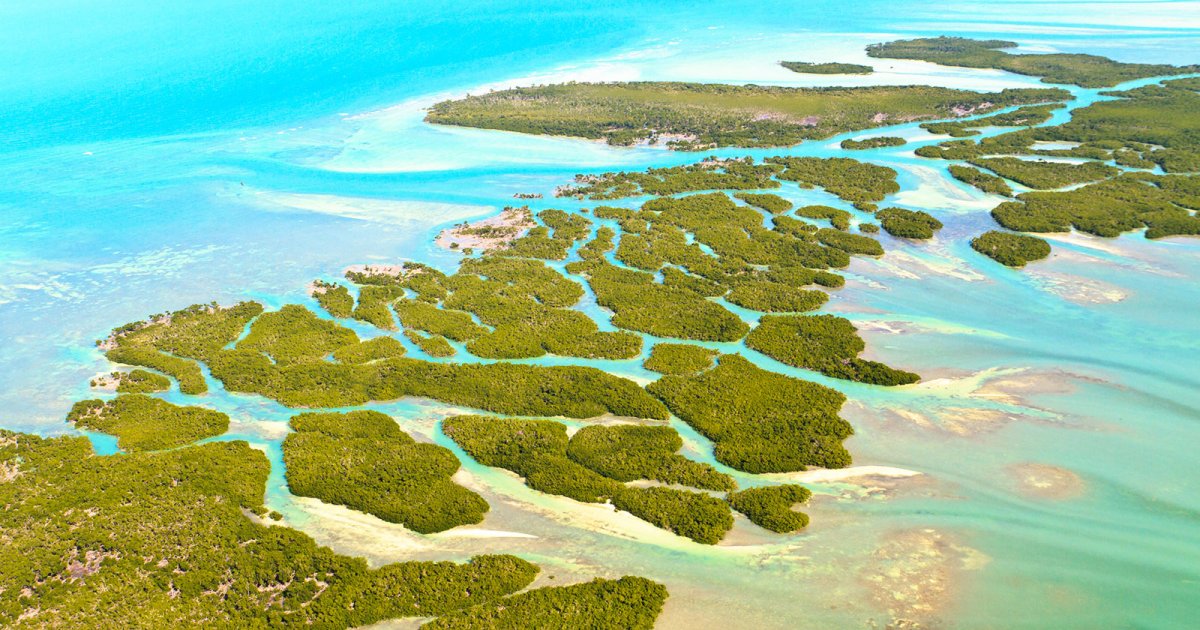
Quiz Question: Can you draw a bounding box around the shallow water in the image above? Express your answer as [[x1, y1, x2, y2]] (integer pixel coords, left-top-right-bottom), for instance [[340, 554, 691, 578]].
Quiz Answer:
[[3, 1, 1199, 628]]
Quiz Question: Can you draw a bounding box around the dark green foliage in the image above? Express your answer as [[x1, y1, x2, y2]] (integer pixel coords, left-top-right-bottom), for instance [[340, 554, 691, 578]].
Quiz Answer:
[[353, 285, 404, 329], [499, 209, 591, 260], [840, 136, 905, 150], [727, 485, 812, 533], [104, 347, 207, 395], [647, 354, 852, 473], [726, 281, 829, 312], [921, 103, 1063, 137], [876, 207, 944, 239], [577, 261, 750, 342], [766, 157, 900, 207], [394, 299, 489, 341], [991, 174, 1200, 238], [816, 228, 884, 255], [443, 416, 733, 543], [113, 369, 170, 393], [969, 157, 1118, 189], [313, 280, 354, 318], [109, 304, 666, 416], [444, 416, 570, 468], [859, 222, 880, 234], [643, 343, 718, 375], [611, 486, 733, 544], [735, 192, 793, 214], [772, 215, 818, 237], [579, 226, 616, 260], [793, 204, 851, 230], [781, 61, 872, 75], [0, 432, 538, 627], [559, 158, 780, 199], [427, 256, 642, 361], [746, 315, 920, 385], [919, 81, 1200, 173], [405, 330, 457, 357], [1114, 148, 1157, 169], [239, 304, 360, 365], [332, 335, 407, 364], [661, 267, 726, 297], [428, 81, 1069, 150], [219, 355, 668, 417], [104, 302, 264, 395], [66, 394, 228, 452], [444, 416, 621, 503], [566, 424, 735, 491], [283, 411, 488, 533], [423, 576, 668, 630], [867, 36, 1197, 87], [949, 164, 1013, 196], [970, 230, 1053, 267]]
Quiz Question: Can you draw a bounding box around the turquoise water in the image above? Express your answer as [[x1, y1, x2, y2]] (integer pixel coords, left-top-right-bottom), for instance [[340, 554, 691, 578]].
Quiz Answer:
[[3, 1, 1200, 628]]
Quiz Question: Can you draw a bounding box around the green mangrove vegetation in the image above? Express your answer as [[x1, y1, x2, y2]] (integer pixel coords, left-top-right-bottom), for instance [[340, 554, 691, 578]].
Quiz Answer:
[[102, 347, 207, 395], [867, 36, 1198, 88], [643, 343, 718, 375], [765, 156, 901, 210], [907, 76, 1200, 246], [66, 394, 228, 452], [876, 207, 944, 239], [970, 230, 1053, 267], [312, 280, 355, 318], [105, 303, 668, 417], [239, 304, 359, 365], [735, 191, 793, 214], [840, 136, 905, 150], [968, 157, 1118, 189], [646, 354, 852, 473], [282, 410, 488, 533], [559, 157, 782, 199], [352, 285, 403, 330], [727, 484, 813, 533], [745, 314, 921, 385], [393, 299, 489, 341], [566, 424, 735, 491], [816, 228, 885, 255], [442, 415, 734, 543], [348, 255, 644, 361], [423, 576, 668, 630], [726, 281, 830, 312], [916, 74, 1200, 174], [331, 335, 407, 364], [792, 205, 851, 230], [610, 485, 733, 545], [921, 103, 1064, 137], [780, 61, 873, 75], [949, 164, 1013, 196], [573, 261, 751, 342], [405, 330, 457, 357], [991, 174, 1200, 238], [0, 432, 545, 628], [427, 81, 1069, 150], [104, 369, 170, 393]]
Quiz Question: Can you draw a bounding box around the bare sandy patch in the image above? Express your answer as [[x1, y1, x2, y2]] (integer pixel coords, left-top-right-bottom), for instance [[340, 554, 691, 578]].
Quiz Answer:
[[1008, 463, 1085, 500], [1027, 269, 1128, 304], [436, 206, 536, 252]]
